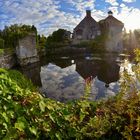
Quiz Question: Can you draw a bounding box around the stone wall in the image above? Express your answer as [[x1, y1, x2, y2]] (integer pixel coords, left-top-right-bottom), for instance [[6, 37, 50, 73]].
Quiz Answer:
[[0, 53, 16, 69], [106, 26, 123, 53], [16, 33, 39, 65]]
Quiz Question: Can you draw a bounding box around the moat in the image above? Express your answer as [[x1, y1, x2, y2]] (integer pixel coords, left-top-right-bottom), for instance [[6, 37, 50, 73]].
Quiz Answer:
[[14, 52, 131, 102]]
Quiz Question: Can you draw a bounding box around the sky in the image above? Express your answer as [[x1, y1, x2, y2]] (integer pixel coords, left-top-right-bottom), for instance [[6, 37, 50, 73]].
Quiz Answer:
[[0, 0, 140, 36]]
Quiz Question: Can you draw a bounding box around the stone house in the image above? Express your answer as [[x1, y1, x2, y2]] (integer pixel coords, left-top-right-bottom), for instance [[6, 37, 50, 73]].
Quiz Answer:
[[73, 10, 101, 43], [73, 10, 124, 52], [99, 11, 124, 52]]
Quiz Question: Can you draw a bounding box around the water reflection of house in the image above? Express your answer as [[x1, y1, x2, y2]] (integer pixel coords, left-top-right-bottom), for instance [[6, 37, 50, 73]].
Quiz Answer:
[[75, 60, 100, 79], [97, 60, 120, 87], [53, 59, 72, 69], [73, 10, 124, 52], [75, 58, 120, 87]]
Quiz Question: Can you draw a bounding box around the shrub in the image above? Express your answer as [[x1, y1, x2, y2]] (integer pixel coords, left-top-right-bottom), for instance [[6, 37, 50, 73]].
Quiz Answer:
[[0, 49, 140, 139]]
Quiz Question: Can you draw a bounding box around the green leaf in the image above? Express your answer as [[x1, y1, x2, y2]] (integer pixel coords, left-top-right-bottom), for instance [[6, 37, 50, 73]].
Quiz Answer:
[[29, 126, 37, 135], [80, 113, 85, 122], [49, 114, 55, 123], [15, 121, 25, 132], [15, 117, 27, 132], [39, 100, 46, 112], [1, 112, 9, 122], [55, 132, 62, 140]]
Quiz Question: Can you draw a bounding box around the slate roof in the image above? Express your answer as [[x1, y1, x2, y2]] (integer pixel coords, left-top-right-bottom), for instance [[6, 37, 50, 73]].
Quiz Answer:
[[74, 13, 99, 30], [99, 12, 124, 27]]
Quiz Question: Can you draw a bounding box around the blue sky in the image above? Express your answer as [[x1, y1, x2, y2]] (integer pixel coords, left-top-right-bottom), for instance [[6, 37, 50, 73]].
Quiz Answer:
[[0, 0, 140, 36]]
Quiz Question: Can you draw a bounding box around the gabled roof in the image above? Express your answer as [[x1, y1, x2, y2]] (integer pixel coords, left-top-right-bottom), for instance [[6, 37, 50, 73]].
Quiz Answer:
[[100, 15, 124, 26], [74, 14, 98, 30]]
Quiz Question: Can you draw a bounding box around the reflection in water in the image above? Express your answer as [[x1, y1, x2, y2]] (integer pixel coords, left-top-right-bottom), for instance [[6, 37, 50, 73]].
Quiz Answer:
[[15, 54, 129, 102], [98, 60, 120, 87], [18, 63, 42, 86], [40, 64, 85, 102], [40, 55, 121, 102]]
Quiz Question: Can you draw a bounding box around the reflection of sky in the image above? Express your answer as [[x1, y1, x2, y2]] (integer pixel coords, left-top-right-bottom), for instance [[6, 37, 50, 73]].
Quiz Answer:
[[40, 63, 119, 102], [94, 78, 119, 100]]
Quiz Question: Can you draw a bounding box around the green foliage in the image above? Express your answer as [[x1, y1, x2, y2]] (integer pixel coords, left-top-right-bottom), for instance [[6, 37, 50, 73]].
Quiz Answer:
[[89, 33, 107, 52], [74, 34, 107, 53], [0, 38, 4, 49], [37, 35, 47, 48], [0, 24, 37, 49], [75, 41, 90, 48], [46, 29, 71, 48], [0, 49, 4, 56], [51, 29, 66, 42], [0, 50, 140, 139]]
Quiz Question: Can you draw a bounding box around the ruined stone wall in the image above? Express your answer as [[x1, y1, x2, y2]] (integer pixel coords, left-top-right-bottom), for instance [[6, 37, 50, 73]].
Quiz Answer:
[[16, 33, 39, 65], [0, 53, 16, 69]]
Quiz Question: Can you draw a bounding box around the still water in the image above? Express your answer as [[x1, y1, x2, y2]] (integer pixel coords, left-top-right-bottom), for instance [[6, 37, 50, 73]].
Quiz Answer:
[[16, 53, 129, 102]]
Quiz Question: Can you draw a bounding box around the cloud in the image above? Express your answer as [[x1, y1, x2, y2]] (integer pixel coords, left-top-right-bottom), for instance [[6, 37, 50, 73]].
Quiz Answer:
[[66, 0, 95, 12], [0, 0, 139, 36], [0, 0, 97, 35], [108, 6, 119, 14], [116, 4, 140, 30], [122, 0, 136, 3], [105, 0, 119, 6]]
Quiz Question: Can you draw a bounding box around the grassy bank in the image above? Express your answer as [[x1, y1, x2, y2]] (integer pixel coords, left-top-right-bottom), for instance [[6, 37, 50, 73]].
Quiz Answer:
[[0, 50, 140, 139]]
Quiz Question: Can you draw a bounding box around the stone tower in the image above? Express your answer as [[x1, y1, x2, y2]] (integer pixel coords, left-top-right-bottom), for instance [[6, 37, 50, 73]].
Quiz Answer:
[[99, 11, 124, 52]]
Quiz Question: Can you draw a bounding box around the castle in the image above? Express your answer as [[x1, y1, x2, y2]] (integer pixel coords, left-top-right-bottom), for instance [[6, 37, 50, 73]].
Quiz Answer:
[[73, 10, 124, 52]]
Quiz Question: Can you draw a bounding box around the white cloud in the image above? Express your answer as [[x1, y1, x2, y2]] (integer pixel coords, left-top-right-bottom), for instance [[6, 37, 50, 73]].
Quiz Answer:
[[116, 4, 140, 30], [120, 3, 126, 8], [0, 0, 139, 36], [105, 0, 119, 6], [67, 0, 95, 11], [122, 0, 136, 3], [108, 6, 119, 14]]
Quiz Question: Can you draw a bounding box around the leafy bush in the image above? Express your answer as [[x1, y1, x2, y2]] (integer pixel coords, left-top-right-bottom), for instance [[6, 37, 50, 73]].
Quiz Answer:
[[0, 50, 140, 139], [0, 38, 4, 49], [0, 24, 37, 49], [75, 41, 90, 48], [0, 49, 4, 56], [46, 29, 71, 49], [88, 33, 107, 53]]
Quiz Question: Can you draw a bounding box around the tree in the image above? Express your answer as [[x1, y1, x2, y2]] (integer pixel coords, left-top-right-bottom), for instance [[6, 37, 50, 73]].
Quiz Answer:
[[37, 35, 47, 48], [46, 29, 71, 48], [0, 38, 4, 49], [0, 24, 38, 48]]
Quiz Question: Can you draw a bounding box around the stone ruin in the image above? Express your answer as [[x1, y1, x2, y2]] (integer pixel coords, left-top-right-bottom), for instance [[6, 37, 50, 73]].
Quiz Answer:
[[16, 32, 39, 66]]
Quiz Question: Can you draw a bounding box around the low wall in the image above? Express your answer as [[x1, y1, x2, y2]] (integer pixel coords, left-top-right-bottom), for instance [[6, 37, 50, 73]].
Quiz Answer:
[[0, 53, 17, 69]]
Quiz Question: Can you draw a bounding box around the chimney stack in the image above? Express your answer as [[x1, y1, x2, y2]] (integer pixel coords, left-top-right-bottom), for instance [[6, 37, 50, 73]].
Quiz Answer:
[[86, 10, 91, 17]]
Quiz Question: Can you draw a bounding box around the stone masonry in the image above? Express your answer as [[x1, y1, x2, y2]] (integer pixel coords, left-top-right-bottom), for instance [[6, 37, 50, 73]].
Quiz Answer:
[[16, 32, 39, 65]]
